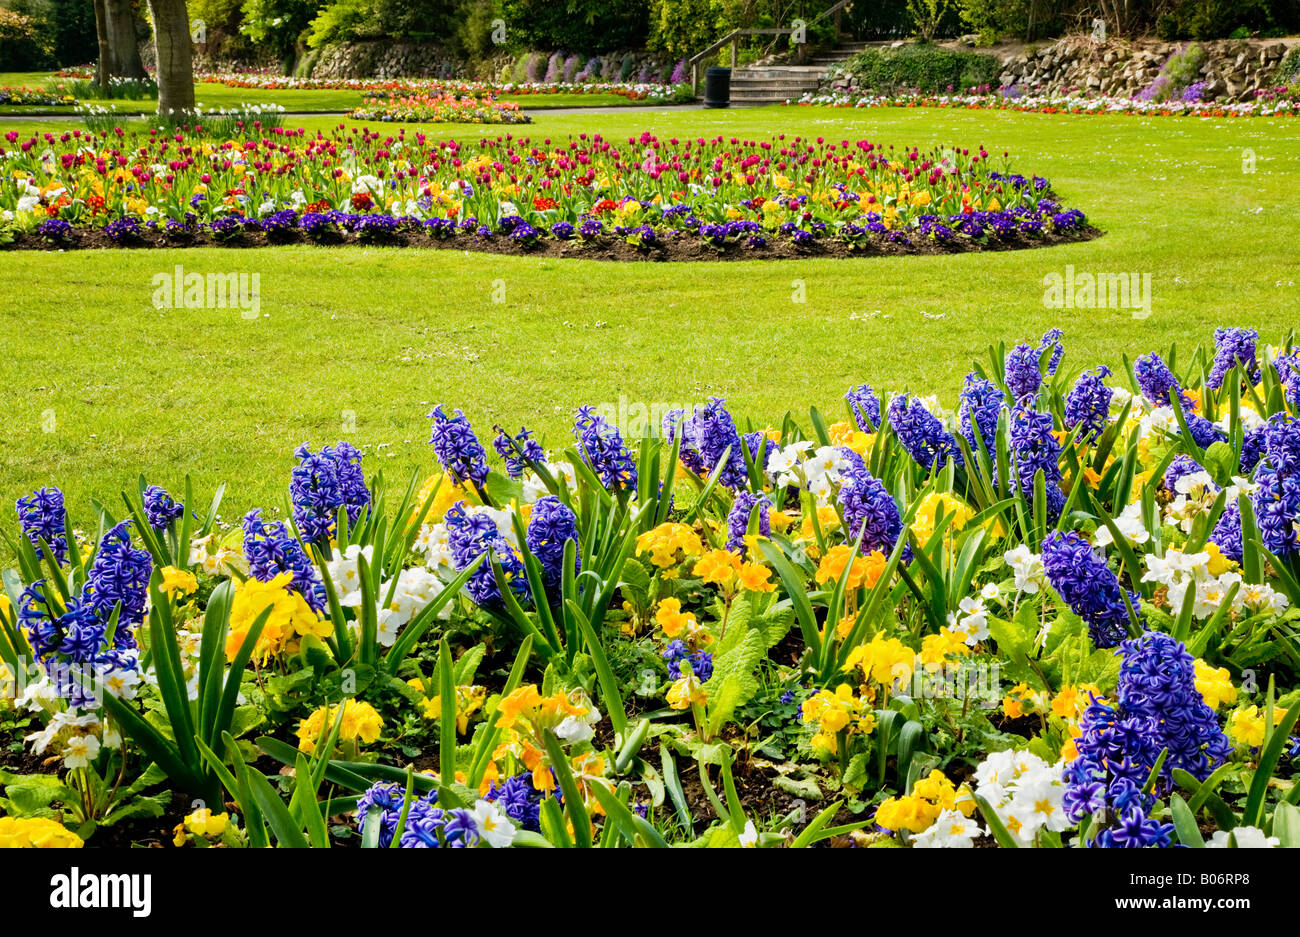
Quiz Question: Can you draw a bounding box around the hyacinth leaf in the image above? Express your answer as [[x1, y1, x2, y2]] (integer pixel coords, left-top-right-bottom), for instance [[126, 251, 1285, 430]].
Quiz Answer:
[[758, 538, 821, 659], [974, 794, 1020, 848], [681, 445, 733, 527], [660, 744, 694, 833], [1166, 392, 1209, 466], [436, 637, 456, 784], [837, 524, 912, 669], [1245, 697, 1300, 828], [1168, 793, 1206, 847], [1083, 488, 1148, 601], [540, 796, 571, 848], [613, 718, 650, 775], [255, 735, 409, 792], [897, 720, 926, 788], [1171, 581, 1198, 643], [1141, 748, 1170, 795], [196, 579, 234, 745], [291, 751, 331, 848], [389, 767, 416, 849], [212, 603, 270, 752], [1271, 802, 1300, 846], [590, 782, 668, 848], [194, 734, 269, 849], [789, 801, 851, 848], [468, 635, 533, 788], [240, 760, 311, 848], [542, 729, 591, 848], [568, 599, 627, 737]]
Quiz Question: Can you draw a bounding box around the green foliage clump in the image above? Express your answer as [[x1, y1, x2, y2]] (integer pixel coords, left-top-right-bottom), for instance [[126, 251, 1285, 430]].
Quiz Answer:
[[843, 44, 999, 93]]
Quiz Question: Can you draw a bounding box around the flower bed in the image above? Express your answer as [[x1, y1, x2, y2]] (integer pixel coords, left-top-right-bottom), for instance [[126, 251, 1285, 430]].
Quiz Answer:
[[795, 87, 1300, 118], [0, 126, 1093, 258], [3, 328, 1299, 849], [198, 73, 691, 103], [0, 86, 76, 108], [350, 92, 531, 125]]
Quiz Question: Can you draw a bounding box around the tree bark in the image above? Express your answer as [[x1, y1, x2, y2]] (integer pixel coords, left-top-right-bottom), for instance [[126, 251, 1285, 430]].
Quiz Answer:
[[105, 0, 147, 80], [148, 0, 196, 116], [92, 0, 112, 92]]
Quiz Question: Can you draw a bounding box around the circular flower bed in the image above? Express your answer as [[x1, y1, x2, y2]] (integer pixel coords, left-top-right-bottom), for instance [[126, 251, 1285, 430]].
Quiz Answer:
[[0, 126, 1095, 258]]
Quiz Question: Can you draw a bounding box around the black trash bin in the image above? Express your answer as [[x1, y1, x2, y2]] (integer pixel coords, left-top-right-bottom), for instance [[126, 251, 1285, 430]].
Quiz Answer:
[[703, 66, 731, 108]]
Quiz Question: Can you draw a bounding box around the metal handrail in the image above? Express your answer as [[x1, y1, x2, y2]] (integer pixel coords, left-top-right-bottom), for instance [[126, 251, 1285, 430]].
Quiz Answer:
[[687, 1, 856, 88], [689, 28, 794, 88]]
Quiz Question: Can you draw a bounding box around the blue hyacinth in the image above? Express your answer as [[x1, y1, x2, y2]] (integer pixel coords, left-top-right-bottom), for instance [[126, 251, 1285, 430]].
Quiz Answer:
[[837, 449, 906, 558], [958, 373, 1004, 453], [428, 405, 490, 488], [1209, 504, 1244, 564], [1064, 632, 1229, 849], [1004, 343, 1043, 401], [888, 394, 963, 471], [484, 772, 560, 833], [445, 502, 529, 606], [677, 397, 749, 491], [241, 509, 326, 612], [1009, 406, 1066, 520], [290, 442, 371, 544], [1064, 365, 1113, 443], [82, 521, 152, 646], [845, 383, 881, 433], [525, 496, 579, 594], [1134, 352, 1192, 409], [1207, 328, 1261, 389], [727, 490, 772, 554], [493, 425, 545, 478], [574, 406, 638, 491], [16, 486, 68, 564], [1041, 530, 1135, 649], [142, 485, 185, 531], [1164, 455, 1209, 493]]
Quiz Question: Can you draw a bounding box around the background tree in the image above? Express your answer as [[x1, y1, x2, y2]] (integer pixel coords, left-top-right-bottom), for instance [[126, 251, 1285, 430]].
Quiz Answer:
[[147, 0, 194, 114]]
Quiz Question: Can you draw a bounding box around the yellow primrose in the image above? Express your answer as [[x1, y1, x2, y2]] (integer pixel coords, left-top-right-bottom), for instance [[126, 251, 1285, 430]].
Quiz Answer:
[[409, 680, 487, 733], [1193, 660, 1237, 710], [227, 572, 332, 663], [159, 566, 198, 600], [0, 816, 84, 849], [654, 597, 698, 638], [844, 633, 914, 689], [297, 699, 384, 754], [911, 492, 974, 548], [667, 672, 707, 710]]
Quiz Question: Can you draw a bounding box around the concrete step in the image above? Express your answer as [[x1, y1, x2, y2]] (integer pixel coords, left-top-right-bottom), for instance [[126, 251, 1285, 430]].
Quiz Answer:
[[730, 79, 822, 91]]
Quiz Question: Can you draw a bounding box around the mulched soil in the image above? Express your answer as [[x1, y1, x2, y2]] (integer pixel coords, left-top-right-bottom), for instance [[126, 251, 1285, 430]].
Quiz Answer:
[[3, 225, 1102, 261]]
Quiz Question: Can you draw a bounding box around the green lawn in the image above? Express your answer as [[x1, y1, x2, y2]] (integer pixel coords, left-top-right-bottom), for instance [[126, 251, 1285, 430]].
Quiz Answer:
[[1, 104, 1297, 534]]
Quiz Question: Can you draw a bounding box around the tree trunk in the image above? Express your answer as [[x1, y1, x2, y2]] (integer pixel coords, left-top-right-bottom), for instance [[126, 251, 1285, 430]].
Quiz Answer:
[[92, 0, 112, 92], [105, 0, 147, 80], [148, 0, 196, 116]]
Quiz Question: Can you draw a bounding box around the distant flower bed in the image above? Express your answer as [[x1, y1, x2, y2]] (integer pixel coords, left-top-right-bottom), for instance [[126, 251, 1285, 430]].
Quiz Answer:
[[202, 73, 690, 103], [795, 88, 1300, 118], [351, 92, 531, 125], [0, 85, 75, 107], [0, 126, 1092, 258]]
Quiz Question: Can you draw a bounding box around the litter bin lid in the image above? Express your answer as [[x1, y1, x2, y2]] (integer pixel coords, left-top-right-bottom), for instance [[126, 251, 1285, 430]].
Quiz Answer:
[[706, 66, 732, 76]]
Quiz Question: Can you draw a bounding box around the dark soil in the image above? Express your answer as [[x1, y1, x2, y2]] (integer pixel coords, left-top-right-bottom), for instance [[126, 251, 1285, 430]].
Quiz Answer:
[[5, 225, 1102, 261]]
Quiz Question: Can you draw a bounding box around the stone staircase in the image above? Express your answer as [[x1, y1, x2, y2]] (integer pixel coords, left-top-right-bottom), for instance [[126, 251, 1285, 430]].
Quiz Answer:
[[728, 41, 868, 105]]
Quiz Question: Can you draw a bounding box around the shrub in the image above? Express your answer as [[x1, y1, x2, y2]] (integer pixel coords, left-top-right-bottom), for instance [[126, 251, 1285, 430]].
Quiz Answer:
[[842, 45, 999, 93]]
